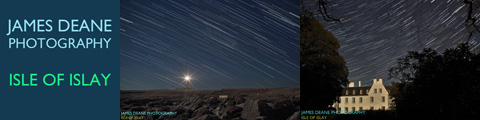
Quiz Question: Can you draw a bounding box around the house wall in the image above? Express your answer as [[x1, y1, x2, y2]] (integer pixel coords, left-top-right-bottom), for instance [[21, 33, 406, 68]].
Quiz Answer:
[[333, 78, 392, 111], [368, 78, 390, 110]]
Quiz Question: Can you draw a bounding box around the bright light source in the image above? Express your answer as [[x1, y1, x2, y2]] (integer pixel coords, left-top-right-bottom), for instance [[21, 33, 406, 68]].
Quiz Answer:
[[184, 76, 192, 89]]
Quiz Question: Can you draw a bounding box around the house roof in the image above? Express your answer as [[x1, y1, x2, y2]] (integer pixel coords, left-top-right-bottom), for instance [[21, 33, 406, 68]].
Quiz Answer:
[[341, 85, 396, 96], [341, 86, 371, 96]]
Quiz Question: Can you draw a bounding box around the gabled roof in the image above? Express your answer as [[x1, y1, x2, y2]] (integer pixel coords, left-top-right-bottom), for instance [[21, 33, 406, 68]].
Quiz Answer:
[[341, 86, 371, 96]]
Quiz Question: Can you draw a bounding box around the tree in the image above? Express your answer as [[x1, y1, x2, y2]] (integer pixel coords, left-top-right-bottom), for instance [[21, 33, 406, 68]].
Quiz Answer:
[[464, 0, 480, 36], [389, 43, 480, 120], [300, 16, 349, 110], [301, 0, 343, 23]]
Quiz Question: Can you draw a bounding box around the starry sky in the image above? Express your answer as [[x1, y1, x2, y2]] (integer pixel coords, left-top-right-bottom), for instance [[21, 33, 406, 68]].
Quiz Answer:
[[306, 0, 480, 86], [120, 0, 300, 90]]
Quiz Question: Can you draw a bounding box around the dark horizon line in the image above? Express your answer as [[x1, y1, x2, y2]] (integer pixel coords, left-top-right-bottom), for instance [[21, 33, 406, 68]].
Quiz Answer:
[[120, 86, 300, 91]]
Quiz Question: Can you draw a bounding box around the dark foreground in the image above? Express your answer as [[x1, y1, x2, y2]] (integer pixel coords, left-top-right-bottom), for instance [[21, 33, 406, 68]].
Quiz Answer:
[[121, 87, 300, 120]]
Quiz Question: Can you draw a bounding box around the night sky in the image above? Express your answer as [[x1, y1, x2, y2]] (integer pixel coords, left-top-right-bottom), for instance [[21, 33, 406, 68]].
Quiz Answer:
[[306, 0, 480, 86], [120, 0, 300, 90]]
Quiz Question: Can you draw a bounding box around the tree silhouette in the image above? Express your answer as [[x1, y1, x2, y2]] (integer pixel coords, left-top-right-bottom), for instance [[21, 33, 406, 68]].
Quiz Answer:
[[389, 43, 480, 120], [301, 0, 343, 23], [300, 15, 348, 110]]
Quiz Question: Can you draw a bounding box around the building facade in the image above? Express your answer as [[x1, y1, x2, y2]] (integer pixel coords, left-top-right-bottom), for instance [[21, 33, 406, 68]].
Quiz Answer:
[[332, 78, 393, 111]]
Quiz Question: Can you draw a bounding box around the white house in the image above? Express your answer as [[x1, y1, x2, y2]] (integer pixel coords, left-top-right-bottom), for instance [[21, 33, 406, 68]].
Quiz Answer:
[[332, 78, 393, 111]]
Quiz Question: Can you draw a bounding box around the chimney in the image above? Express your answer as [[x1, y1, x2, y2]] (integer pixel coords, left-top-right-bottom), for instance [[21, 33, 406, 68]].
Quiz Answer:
[[373, 78, 377, 84], [379, 78, 383, 84], [358, 81, 361, 87], [348, 81, 354, 87]]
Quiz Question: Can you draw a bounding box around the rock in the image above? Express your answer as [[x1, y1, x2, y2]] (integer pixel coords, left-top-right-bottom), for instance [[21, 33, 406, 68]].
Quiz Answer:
[[224, 100, 235, 107], [271, 99, 296, 119], [191, 114, 220, 120], [130, 106, 145, 111], [193, 107, 213, 117], [124, 99, 154, 106], [158, 114, 175, 120], [183, 94, 204, 107], [287, 111, 300, 120], [241, 100, 273, 120], [218, 99, 236, 118], [255, 116, 267, 120], [234, 96, 246, 104], [159, 106, 171, 111], [227, 107, 243, 118], [177, 112, 191, 119], [220, 106, 242, 119], [235, 103, 244, 108], [231, 117, 242, 120], [174, 106, 186, 114], [147, 100, 167, 108], [206, 96, 219, 104]]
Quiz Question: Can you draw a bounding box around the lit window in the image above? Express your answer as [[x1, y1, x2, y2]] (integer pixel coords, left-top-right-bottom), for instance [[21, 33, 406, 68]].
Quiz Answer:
[[360, 90, 363, 94], [382, 96, 385, 102], [370, 97, 374, 102], [353, 90, 355, 95], [360, 97, 363, 103], [346, 90, 349, 95], [353, 98, 355, 103]]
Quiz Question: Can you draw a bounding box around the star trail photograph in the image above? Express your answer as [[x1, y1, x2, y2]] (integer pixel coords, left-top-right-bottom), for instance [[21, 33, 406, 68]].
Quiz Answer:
[[120, 0, 299, 90], [301, 0, 480, 120], [120, 0, 300, 119]]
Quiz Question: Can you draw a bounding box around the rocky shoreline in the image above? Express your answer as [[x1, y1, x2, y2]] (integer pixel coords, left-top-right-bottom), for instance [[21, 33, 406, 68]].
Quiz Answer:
[[121, 87, 300, 120]]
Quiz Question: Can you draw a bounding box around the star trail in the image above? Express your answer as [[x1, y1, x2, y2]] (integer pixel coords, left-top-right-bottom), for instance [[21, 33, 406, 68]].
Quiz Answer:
[[306, 0, 480, 86], [120, 0, 299, 90]]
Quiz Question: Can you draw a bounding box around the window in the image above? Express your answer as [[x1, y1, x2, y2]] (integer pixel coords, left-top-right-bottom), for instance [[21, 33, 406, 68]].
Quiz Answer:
[[339, 108, 341, 111], [374, 89, 377, 93], [352, 107, 355, 111], [380, 89, 382, 93], [382, 106, 385, 110], [345, 98, 348, 104], [360, 97, 363, 103], [382, 96, 385, 102], [353, 98, 355, 103], [370, 107, 374, 110], [346, 90, 348, 95], [360, 90, 363, 94], [353, 90, 355, 95], [345, 107, 348, 111], [370, 97, 374, 102], [359, 107, 363, 111]]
